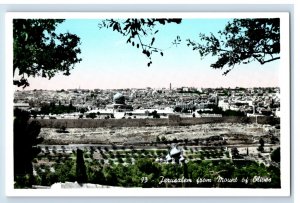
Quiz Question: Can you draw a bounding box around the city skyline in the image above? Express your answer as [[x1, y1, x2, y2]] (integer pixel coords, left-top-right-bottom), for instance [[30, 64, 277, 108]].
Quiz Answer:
[[15, 85, 280, 92]]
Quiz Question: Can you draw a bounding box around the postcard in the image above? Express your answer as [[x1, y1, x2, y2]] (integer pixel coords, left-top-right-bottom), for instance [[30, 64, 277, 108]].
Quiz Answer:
[[5, 12, 290, 196]]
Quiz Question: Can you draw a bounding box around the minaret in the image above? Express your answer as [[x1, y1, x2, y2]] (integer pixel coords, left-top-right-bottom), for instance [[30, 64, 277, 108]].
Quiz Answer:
[[170, 83, 172, 90]]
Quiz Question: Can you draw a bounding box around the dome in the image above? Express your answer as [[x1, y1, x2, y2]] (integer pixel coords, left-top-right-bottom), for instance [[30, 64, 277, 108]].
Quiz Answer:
[[170, 147, 181, 156], [113, 92, 125, 104]]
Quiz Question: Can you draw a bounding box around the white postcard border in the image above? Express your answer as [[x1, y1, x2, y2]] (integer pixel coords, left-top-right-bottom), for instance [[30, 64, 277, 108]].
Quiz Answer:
[[5, 12, 290, 197]]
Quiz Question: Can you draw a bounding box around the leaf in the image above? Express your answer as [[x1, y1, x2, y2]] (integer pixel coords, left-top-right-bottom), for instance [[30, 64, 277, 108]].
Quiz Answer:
[[137, 44, 139, 48], [150, 37, 155, 46], [160, 52, 163, 56], [113, 23, 119, 31], [124, 23, 130, 31], [144, 50, 151, 57], [13, 19, 82, 88], [132, 42, 135, 46]]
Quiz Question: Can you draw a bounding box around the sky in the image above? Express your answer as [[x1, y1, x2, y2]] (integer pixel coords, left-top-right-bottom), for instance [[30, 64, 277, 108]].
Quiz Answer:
[[17, 18, 280, 90]]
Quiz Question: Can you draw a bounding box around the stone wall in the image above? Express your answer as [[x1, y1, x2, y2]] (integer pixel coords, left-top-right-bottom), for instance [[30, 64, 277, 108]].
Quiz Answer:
[[33, 116, 280, 128]]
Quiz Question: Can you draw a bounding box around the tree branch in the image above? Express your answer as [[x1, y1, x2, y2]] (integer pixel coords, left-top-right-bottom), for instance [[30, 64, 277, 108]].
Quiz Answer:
[[215, 48, 277, 55], [137, 33, 162, 52], [260, 57, 280, 64]]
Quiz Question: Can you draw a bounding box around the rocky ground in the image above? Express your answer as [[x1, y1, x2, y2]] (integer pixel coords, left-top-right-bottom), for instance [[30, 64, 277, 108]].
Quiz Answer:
[[39, 123, 274, 145]]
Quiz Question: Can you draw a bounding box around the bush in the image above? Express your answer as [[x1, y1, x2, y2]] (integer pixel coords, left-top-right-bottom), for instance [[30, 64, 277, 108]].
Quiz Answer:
[[86, 113, 97, 119], [271, 147, 280, 163]]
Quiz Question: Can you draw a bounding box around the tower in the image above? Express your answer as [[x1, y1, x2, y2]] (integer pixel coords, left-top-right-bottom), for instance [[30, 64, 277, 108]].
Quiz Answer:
[[170, 83, 172, 90]]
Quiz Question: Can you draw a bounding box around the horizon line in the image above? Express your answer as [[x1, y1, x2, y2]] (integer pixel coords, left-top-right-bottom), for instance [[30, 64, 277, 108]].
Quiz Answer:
[[15, 86, 280, 92]]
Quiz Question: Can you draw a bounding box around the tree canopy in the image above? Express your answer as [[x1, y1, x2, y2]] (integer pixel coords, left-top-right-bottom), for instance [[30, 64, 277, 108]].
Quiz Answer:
[[100, 18, 280, 74], [13, 19, 82, 88], [13, 18, 280, 88], [14, 108, 43, 187], [271, 147, 280, 163], [99, 18, 182, 67], [30, 158, 280, 188], [187, 18, 280, 75]]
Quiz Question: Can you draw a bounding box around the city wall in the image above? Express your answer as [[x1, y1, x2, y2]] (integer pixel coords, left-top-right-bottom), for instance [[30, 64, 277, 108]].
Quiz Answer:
[[33, 116, 280, 128]]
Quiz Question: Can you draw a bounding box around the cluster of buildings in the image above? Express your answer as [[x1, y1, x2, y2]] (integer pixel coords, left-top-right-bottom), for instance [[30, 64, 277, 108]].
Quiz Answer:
[[14, 86, 280, 119]]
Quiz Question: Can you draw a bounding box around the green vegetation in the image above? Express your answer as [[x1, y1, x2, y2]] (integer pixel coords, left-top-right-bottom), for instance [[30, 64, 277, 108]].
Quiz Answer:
[[187, 18, 280, 75], [99, 19, 182, 67], [14, 108, 43, 188], [13, 19, 81, 88], [76, 149, 88, 183], [29, 150, 280, 188], [101, 19, 279, 74], [271, 147, 280, 163], [32, 159, 76, 186]]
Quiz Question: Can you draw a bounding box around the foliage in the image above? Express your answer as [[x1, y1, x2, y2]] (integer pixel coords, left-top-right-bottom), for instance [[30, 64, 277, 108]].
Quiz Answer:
[[29, 155, 280, 188], [133, 158, 162, 187], [86, 112, 97, 119], [271, 147, 280, 163], [13, 19, 82, 88], [86, 162, 105, 184], [33, 159, 76, 186], [223, 109, 245, 117], [149, 110, 160, 118], [99, 18, 182, 67], [14, 174, 32, 189], [174, 106, 182, 112], [14, 108, 43, 188], [100, 18, 279, 74], [231, 147, 240, 159], [39, 101, 77, 115], [53, 160, 76, 182], [80, 108, 88, 114], [76, 149, 88, 183], [259, 138, 265, 147], [258, 138, 265, 152], [187, 18, 280, 75]]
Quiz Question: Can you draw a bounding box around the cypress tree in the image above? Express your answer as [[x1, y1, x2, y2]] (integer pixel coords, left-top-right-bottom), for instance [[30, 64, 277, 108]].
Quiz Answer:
[[76, 149, 87, 184]]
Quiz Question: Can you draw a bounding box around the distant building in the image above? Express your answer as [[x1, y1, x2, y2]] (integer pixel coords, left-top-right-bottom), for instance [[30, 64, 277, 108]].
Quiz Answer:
[[182, 87, 189, 92], [218, 99, 230, 111], [165, 144, 185, 164], [106, 93, 133, 112]]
